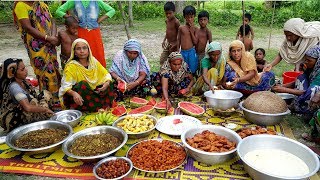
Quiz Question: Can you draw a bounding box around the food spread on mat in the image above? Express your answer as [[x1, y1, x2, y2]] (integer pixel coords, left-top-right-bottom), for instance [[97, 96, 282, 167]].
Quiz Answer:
[[244, 149, 309, 177], [243, 91, 288, 114], [128, 140, 186, 171], [96, 159, 130, 179], [237, 126, 277, 138], [14, 128, 68, 149], [186, 130, 236, 152], [69, 134, 121, 156], [116, 115, 154, 133]]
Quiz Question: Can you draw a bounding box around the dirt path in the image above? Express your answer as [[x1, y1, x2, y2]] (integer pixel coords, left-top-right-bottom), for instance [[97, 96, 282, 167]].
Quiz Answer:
[[0, 23, 284, 76]]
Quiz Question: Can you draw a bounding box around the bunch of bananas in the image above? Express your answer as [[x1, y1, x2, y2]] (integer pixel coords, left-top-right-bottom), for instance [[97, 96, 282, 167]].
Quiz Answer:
[[95, 112, 117, 125]]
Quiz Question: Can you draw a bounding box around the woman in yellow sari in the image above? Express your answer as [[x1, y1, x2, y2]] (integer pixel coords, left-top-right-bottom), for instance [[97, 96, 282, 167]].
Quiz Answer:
[[13, 1, 61, 105], [192, 41, 226, 95], [223, 40, 275, 95], [59, 38, 115, 112]]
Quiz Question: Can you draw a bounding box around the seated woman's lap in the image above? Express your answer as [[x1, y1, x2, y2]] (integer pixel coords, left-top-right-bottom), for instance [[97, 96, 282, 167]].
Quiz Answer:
[[226, 70, 275, 94], [63, 81, 115, 112], [150, 72, 191, 96], [113, 79, 151, 101]]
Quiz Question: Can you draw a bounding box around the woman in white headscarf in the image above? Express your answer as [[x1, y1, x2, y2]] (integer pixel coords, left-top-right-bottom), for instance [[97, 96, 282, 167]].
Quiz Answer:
[[265, 18, 320, 71]]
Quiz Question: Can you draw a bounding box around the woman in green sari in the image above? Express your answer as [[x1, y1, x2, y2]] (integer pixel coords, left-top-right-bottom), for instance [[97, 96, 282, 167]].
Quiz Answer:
[[192, 41, 226, 95]]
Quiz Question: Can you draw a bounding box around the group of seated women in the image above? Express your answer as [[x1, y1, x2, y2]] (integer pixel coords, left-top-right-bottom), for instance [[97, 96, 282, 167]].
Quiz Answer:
[[1, 37, 320, 134]]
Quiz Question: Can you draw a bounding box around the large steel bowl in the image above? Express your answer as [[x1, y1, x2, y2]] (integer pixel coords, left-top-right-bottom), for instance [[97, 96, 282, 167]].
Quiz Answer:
[[112, 114, 157, 139], [204, 90, 243, 110], [62, 126, 127, 161], [126, 139, 187, 173], [5, 120, 73, 154], [181, 125, 242, 165], [50, 110, 82, 127], [239, 101, 290, 126], [93, 156, 133, 180], [276, 93, 296, 105], [237, 135, 319, 180]]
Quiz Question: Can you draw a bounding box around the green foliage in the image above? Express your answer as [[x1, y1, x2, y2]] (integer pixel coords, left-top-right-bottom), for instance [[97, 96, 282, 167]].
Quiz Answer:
[[209, 10, 239, 27], [48, 2, 64, 24], [0, 2, 13, 24], [130, 2, 164, 20]]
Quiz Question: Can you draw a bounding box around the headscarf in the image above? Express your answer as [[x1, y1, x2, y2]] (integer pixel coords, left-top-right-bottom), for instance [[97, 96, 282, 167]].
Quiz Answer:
[[305, 44, 320, 84], [227, 40, 260, 86], [160, 52, 190, 84], [280, 18, 320, 66], [109, 39, 151, 83], [203, 41, 226, 83], [59, 38, 112, 99], [0, 58, 22, 102]]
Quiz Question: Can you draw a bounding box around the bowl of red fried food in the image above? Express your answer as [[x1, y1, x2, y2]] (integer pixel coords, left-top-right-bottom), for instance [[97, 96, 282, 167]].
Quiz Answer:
[[181, 125, 242, 165], [126, 139, 187, 173], [93, 156, 133, 180]]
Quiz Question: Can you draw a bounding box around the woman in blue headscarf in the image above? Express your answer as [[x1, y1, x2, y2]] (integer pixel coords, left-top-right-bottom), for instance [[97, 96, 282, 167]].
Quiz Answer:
[[109, 39, 151, 101], [192, 41, 226, 95], [273, 44, 320, 117]]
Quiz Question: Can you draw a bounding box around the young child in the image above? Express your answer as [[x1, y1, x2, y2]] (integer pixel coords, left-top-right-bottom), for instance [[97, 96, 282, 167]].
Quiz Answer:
[[255, 48, 267, 73], [160, 2, 180, 66], [236, 12, 254, 40], [58, 16, 78, 69], [196, 10, 212, 64], [177, 5, 198, 74], [239, 24, 253, 52]]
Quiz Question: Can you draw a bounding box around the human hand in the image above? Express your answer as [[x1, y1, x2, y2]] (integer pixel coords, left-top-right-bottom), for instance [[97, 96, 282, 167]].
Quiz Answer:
[[46, 36, 59, 46], [162, 40, 166, 49], [72, 92, 84, 106], [272, 85, 287, 93], [263, 64, 272, 72], [45, 108, 54, 115], [127, 82, 137, 91], [97, 81, 110, 94], [310, 92, 320, 109], [166, 99, 172, 111], [227, 78, 239, 89]]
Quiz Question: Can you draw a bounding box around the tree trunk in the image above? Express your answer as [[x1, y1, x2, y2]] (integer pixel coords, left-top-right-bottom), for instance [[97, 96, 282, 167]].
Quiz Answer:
[[128, 1, 134, 27], [117, 1, 131, 40], [175, 1, 185, 15]]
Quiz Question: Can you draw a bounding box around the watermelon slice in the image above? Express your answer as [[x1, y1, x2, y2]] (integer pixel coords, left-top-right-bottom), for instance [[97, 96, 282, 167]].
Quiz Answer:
[[147, 98, 157, 106], [154, 101, 174, 114], [178, 89, 187, 95], [111, 100, 118, 108], [130, 97, 148, 108], [129, 105, 154, 115], [178, 101, 205, 117], [111, 105, 127, 116], [173, 119, 182, 124], [117, 80, 127, 93]]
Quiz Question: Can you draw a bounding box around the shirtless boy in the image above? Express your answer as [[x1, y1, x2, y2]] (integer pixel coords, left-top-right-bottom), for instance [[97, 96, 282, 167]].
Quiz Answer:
[[196, 10, 212, 67], [238, 24, 253, 52], [177, 5, 198, 74], [160, 2, 180, 66], [58, 16, 78, 69]]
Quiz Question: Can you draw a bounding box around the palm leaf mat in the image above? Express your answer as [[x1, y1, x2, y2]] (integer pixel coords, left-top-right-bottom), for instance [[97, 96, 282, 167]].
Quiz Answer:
[[0, 96, 318, 180]]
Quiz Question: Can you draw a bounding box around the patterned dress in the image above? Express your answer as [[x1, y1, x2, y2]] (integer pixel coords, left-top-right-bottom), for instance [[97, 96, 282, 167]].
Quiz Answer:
[[13, 1, 61, 104]]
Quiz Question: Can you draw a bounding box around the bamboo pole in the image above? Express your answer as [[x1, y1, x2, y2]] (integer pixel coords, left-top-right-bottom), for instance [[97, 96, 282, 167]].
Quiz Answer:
[[242, 0, 245, 44], [268, 1, 276, 50], [117, 1, 131, 40]]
